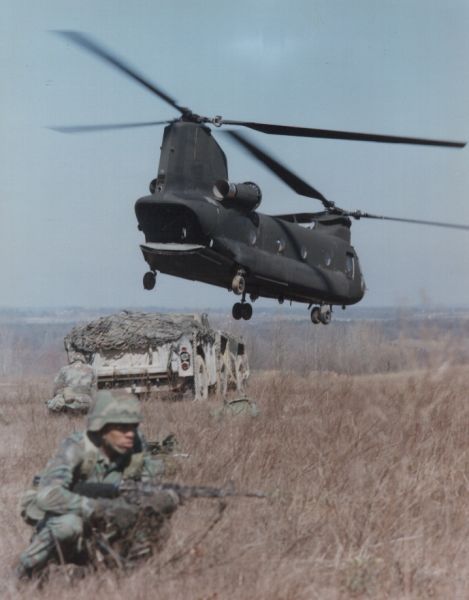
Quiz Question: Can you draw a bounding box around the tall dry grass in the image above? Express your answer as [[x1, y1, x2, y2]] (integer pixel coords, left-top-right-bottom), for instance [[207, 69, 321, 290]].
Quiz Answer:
[[1, 359, 469, 598], [230, 315, 469, 375]]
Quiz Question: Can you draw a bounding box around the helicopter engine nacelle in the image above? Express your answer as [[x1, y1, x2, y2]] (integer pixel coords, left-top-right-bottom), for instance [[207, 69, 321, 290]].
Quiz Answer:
[[213, 179, 262, 212]]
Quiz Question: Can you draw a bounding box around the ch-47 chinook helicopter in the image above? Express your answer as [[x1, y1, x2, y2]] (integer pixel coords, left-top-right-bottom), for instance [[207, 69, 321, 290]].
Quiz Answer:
[[53, 31, 469, 325]]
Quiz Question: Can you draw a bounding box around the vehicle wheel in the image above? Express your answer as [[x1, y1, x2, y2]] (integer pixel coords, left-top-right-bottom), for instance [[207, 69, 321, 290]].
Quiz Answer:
[[143, 271, 156, 290], [319, 307, 332, 325], [231, 274, 246, 295], [241, 303, 253, 320], [234, 355, 248, 393], [310, 306, 320, 324], [193, 355, 208, 401], [232, 302, 243, 320]]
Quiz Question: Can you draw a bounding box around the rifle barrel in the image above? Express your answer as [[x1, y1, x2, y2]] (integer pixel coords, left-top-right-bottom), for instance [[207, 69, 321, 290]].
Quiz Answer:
[[120, 481, 267, 499]]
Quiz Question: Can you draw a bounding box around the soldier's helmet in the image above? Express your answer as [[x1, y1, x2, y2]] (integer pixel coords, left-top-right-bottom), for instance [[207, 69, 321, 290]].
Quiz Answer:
[[87, 390, 142, 432]]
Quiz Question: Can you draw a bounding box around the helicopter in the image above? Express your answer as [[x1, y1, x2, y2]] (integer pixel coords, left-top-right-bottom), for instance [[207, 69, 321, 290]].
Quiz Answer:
[[52, 31, 469, 325]]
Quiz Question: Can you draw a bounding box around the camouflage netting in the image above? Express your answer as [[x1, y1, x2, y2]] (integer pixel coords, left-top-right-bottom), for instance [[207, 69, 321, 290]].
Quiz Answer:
[[65, 311, 215, 356]]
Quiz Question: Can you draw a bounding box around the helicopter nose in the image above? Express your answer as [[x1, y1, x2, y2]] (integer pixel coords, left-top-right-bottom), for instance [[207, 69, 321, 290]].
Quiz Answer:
[[135, 196, 204, 244]]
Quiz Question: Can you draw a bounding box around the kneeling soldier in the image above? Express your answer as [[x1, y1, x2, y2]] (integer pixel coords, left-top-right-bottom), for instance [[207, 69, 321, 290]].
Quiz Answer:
[[17, 390, 178, 579]]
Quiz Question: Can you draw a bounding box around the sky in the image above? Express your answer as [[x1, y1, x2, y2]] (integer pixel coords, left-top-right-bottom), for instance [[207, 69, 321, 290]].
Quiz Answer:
[[1, 0, 469, 311]]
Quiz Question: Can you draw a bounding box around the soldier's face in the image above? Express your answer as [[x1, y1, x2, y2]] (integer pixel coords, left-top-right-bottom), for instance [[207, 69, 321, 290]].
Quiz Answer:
[[101, 423, 137, 454]]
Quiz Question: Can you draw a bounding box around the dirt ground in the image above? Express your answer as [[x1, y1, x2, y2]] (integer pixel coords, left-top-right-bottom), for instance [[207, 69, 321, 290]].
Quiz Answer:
[[1, 357, 469, 598]]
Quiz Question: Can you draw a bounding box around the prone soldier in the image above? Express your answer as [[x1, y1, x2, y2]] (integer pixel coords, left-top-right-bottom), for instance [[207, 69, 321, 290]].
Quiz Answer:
[[17, 390, 178, 579]]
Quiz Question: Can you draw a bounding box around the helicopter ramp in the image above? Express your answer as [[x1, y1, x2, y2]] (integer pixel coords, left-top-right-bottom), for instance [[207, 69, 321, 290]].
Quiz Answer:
[[140, 242, 233, 286]]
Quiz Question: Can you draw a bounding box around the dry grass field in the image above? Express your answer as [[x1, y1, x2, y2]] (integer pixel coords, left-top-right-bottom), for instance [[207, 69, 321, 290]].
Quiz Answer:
[[1, 315, 469, 598]]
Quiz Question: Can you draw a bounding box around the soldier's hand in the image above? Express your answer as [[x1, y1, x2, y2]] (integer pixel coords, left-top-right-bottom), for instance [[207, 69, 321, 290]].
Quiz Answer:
[[144, 490, 179, 516], [92, 498, 138, 531], [91, 498, 115, 521]]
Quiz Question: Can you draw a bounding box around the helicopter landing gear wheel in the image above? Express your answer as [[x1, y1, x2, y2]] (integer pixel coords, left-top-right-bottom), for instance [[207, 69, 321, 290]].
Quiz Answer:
[[310, 306, 320, 324], [241, 303, 252, 320], [232, 302, 243, 320], [319, 305, 332, 325], [231, 270, 246, 295], [143, 271, 156, 290]]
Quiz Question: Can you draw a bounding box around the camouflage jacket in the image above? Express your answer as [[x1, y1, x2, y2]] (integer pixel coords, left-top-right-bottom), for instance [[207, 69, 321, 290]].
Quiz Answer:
[[21, 430, 161, 523], [52, 361, 96, 397]]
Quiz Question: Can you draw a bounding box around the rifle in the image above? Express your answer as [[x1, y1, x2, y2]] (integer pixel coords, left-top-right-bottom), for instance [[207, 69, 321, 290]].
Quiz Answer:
[[121, 480, 267, 501], [73, 480, 267, 503]]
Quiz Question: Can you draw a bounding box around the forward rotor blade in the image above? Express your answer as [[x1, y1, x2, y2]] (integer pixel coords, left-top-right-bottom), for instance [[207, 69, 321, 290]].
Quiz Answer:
[[226, 130, 333, 208], [53, 31, 185, 114], [348, 211, 469, 230], [49, 121, 170, 134], [222, 120, 466, 148]]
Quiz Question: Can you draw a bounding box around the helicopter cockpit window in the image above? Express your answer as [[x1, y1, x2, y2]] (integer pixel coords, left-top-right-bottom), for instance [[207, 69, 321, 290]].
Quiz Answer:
[[345, 252, 355, 278]]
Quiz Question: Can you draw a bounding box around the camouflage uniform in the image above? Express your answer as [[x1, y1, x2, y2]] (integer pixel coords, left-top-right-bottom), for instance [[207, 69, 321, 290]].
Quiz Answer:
[[47, 357, 96, 413], [18, 391, 170, 576]]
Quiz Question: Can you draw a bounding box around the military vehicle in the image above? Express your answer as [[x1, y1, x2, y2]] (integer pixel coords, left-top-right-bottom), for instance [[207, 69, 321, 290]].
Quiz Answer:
[[64, 312, 249, 400]]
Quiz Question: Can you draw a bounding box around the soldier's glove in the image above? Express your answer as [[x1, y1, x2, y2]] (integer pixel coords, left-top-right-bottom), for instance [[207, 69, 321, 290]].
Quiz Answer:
[[92, 498, 139, 532], [145, 490, 180, 516]]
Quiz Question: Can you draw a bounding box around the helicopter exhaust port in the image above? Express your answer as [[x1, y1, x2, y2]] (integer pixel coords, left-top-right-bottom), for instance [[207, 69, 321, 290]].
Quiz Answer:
[[213, 179, 262, 212]]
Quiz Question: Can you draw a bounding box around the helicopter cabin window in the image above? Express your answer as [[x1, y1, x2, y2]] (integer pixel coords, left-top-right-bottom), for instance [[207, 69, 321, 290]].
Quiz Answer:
[[345, 252, 355, 278], [276, 239, 286, 254]]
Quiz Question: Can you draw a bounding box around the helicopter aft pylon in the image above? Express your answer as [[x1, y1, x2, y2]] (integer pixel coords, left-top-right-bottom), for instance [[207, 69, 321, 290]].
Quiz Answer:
[[50, 31, 469, 324]]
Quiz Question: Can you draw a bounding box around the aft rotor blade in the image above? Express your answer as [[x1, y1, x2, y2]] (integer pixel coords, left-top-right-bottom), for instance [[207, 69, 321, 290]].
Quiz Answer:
[[349, 211, 469, 230], [53, 30, 185, 114], [226, 130, 333, 208], [222, 120, 466, 148], [49, 120, 170, 134]]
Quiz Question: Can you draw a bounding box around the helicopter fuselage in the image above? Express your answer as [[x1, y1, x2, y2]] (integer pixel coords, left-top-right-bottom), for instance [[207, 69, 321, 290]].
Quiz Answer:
[[134, 122, 365, 307]]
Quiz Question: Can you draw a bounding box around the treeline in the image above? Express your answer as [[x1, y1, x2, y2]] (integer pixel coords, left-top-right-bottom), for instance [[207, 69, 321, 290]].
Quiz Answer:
[[1, 313, 469, 379]]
